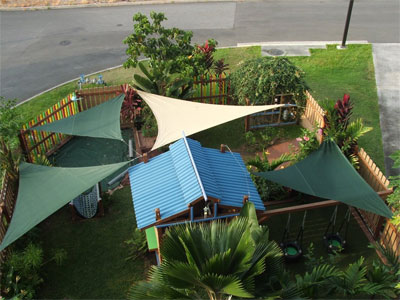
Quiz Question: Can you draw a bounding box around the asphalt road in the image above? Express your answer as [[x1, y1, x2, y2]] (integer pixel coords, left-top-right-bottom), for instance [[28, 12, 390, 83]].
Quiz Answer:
[[0, 0, 399, 102]]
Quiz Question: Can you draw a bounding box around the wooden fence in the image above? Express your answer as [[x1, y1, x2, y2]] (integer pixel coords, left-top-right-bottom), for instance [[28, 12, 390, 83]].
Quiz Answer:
[[20, 94, 80, 162], [302, 91, 400, 256], [191, 74, 232, 104], [19, 86, 124, 163], [0, 173, 17, 263], [75, 86, 122, 110]]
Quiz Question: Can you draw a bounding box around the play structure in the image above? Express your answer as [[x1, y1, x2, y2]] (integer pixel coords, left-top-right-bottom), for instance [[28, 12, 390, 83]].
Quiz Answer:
[[0, 85, 395, 265], [280, 211, 307, 262], [323, 207, 351, 252]]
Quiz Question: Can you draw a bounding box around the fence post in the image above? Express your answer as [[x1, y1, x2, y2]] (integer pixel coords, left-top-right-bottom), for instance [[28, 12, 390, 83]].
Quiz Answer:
[[244, 98, 250, 132], [18, 130, 31, 163], [374, 216, 386, 240]]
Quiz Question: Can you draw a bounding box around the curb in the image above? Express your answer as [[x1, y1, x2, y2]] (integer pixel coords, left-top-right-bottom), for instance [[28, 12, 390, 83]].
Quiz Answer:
[[16, 64, 123, 107], [0, 0, 236, 11]]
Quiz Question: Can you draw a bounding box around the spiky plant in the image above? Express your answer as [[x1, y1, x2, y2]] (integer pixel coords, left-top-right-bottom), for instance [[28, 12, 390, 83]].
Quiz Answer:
[[128, 202, 284, 300], [213, 59, 229, 77]]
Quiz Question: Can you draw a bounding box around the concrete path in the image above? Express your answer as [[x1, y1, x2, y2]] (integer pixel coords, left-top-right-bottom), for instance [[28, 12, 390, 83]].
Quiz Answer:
[[373, 43, 400, 176]]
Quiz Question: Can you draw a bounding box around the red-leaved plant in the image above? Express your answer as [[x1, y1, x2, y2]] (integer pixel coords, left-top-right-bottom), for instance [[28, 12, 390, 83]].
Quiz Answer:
[[120, 84, 142, 123]]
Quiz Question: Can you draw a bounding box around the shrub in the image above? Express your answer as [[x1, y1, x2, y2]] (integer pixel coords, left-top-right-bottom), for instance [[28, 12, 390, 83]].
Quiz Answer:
[[124, 228, 147, 261], [230, 57, 308, 110]]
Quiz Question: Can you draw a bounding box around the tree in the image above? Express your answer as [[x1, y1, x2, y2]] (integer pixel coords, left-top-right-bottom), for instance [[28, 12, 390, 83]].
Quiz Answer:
[[124, 12, 220, 98], [128, 202, 285, 300], [124, 12, 194, 75]]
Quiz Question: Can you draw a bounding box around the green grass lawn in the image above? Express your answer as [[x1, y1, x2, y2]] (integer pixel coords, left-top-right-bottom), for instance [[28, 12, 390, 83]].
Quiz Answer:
[[38, 187, 148, 299], [289, 44, 384, 169]]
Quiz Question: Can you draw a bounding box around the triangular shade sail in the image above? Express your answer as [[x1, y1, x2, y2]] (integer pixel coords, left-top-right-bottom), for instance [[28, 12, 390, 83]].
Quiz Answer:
[[0, 160, 131, 251], [137, 91, 284, 150], [32, 94, 125, 141], [254, 140, 392, 218]]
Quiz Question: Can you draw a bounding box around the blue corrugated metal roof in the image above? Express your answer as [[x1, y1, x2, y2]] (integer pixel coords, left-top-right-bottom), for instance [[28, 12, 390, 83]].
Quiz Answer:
[[129, 138, 264, 229], [185, 139, 222, 200], [203, 148, 265, 211], [170, 139, 203, 206]]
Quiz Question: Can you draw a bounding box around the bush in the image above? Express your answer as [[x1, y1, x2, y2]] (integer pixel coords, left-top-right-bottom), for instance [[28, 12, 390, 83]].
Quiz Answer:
[[230, 57, 308, 110], [124, 228, 147, 261]]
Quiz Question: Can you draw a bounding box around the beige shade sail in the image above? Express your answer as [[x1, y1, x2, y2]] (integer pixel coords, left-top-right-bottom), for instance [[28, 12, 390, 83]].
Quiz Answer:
[[137, 91, 284, 150]]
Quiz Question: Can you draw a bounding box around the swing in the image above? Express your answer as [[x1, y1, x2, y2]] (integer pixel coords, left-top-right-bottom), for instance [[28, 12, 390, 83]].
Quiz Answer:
[[323, 206, 351, 253], [280, 211, 307, 262]]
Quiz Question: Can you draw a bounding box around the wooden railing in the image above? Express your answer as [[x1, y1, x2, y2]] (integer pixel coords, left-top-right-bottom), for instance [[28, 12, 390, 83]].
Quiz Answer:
[[75, 86, 122, 110], [0, 172, 17, 263]]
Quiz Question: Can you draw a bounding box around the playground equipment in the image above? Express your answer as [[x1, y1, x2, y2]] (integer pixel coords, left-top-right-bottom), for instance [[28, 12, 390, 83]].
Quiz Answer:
[[323, 206, 351, 252], [280, 211, 307, 262]]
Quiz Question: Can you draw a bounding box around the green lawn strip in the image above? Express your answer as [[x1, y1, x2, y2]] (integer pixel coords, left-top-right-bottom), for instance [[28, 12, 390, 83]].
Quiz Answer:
[[213, 46, 261, 72], [38, 187, 146, 299], [289, 44, 384, 170]]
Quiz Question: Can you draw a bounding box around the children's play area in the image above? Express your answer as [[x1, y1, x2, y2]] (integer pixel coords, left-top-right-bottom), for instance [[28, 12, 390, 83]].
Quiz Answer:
[[0, 83, 399, 298]]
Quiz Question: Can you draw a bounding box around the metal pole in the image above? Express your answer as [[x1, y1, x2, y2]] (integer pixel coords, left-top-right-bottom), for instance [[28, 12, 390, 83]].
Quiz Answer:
[[340, 0, 354, 48]]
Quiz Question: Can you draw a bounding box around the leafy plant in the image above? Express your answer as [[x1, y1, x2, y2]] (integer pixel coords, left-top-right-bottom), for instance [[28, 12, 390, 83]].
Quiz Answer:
[[213, 59, 229, 77], [141, 103, 158, 137], [133, 62, 194, 99], [322, 94, 372, 168], [230, 57, 308, 113], [1, 242, 68, 299], [387, 150, 400, 228], [295, 128, 320, 162], [124, 228, 148, 261], [247, 152, 294, 201], [245, 127, 283, 152], [128, 202, 284, 300], [124, 12, 194, 76], [0, 97, 23, 183]]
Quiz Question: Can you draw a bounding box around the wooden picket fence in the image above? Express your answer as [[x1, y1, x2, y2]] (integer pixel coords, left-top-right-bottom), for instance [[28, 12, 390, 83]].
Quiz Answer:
[[0, 173, 18, 263], [191, 74, 232, 105]]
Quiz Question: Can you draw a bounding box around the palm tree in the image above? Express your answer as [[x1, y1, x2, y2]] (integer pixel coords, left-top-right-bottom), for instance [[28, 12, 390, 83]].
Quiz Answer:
[[128, 202, 284, 300]]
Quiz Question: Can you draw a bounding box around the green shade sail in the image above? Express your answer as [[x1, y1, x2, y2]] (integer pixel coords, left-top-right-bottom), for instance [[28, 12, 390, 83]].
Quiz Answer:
[[254, 140, 392, 218], [0, 160, 131, 251], [32, 94, 125, 141]]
